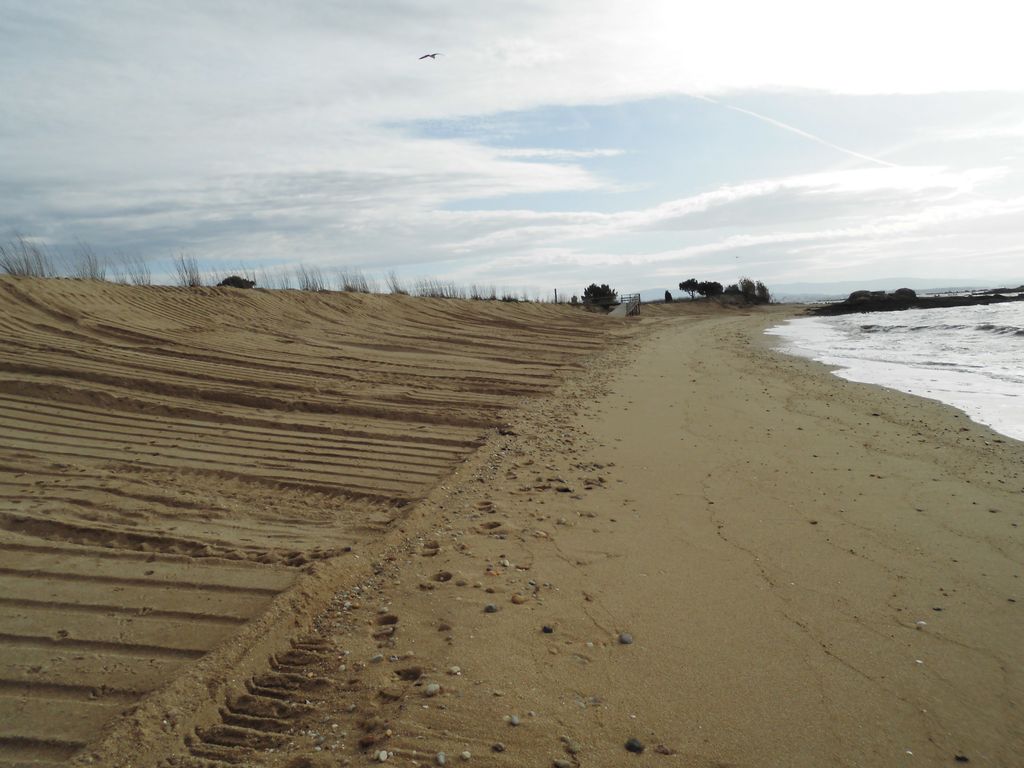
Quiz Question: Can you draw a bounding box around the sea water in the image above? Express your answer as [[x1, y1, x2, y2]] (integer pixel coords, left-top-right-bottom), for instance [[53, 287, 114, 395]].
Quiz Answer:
[[766, 303, 1024, 442]]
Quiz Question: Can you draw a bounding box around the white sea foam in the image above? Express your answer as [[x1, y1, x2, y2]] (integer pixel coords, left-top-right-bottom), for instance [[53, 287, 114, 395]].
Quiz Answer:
[[766, 303, 1024, 441]]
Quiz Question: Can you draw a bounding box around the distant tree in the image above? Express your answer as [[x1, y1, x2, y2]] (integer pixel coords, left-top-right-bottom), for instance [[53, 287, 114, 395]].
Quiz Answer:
[[696, 280, 723, 297], [678, 278, 699, 299], [219, 275, 256, 288], [582, 283, 618, 303], [738, 277, 757, 302], [755, 281, 771, 303], [664, 290, 673, 303]]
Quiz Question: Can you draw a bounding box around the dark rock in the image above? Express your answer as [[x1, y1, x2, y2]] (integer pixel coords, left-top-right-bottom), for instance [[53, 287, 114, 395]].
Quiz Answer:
[[814, 289, 1024, 316], [625, 737, 644, 753]]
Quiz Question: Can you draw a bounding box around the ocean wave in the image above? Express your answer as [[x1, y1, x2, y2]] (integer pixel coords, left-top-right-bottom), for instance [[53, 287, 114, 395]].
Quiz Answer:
[[858, 323, 975, 334], [975, 323, 1024, 336], [767, 302, 1024, 441]]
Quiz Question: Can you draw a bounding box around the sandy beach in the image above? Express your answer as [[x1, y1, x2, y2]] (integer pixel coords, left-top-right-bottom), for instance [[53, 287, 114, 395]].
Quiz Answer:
[[1, 280, 1021, 767]]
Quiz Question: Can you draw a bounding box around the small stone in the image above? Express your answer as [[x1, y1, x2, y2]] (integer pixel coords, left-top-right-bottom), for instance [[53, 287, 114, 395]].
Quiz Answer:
[[436, 752, 447, 766], [377, 749, 389, 762], [425, 683, 441, 697], [618, 633, 634, 645], [625, 737, 645, 753], [491, 743, 505, 752], [370, 654, 385, 663], [448, 666, 461, 676], [554, 761, 572, 768], [565, 740, 581, 754], [484, 604, 498, 613], [509, 714, 520, 726], [542, 625, 554, 634], [460, 751, 471, 761]]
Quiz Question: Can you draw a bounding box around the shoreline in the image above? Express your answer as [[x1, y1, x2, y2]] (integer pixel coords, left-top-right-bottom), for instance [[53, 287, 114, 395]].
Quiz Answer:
[[105, 302, 1021, 767], [764, 307, 1024, 443]]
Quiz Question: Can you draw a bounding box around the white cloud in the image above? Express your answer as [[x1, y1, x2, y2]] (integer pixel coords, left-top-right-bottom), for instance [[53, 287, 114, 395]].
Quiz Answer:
[[3, 1, 1024, 289]]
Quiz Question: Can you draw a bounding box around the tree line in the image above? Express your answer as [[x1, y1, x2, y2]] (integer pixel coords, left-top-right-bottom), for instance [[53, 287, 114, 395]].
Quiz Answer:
[[678, 277, 771, 304]]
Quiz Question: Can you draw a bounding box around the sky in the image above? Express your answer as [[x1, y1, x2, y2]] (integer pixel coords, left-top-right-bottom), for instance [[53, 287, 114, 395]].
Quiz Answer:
[[3, 0, 1024, 296]]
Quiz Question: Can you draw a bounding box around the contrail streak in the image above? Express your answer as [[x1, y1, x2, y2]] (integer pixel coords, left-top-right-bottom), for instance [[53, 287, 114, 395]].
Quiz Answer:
[[695, 95, 897, 168]]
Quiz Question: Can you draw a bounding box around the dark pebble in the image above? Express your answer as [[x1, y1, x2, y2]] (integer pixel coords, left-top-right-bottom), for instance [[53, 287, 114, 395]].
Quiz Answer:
[[619, 632, 634, 645], [491, 743, 505, 753], [954, 756, 970, 763], [625, 738, 644, 753], [542, 625, 554, 633], [484, 604, 498, 613]]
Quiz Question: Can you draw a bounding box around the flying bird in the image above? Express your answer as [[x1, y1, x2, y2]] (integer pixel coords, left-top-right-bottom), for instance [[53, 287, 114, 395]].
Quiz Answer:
[[419, 53, 442, 59]]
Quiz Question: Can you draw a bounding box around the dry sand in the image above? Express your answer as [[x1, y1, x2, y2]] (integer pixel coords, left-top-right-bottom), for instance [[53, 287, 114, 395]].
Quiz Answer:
[[1, 280, 1021, 767]]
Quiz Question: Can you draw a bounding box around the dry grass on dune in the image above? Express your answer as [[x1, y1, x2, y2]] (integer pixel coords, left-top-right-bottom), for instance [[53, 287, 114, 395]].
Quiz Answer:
[[0, 276, 615, 765]]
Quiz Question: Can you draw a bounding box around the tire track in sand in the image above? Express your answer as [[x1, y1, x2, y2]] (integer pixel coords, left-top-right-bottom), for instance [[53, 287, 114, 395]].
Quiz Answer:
[[0, 277, 612, 766]]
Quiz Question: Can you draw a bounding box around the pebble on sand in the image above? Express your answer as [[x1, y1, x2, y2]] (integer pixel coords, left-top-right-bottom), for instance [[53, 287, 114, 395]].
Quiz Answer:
[[625, 737, 645, 753], [460, 750, 472, 760], [425, 683, 441, 697], [618, 632, 634, 645], [436, 752, 446, 766], [484, 603, 498, 613], [553, 761, 573, 768]]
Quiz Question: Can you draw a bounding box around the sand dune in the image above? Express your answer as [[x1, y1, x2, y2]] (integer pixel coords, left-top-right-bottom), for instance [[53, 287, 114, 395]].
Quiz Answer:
[[0, 277, 614, 766]]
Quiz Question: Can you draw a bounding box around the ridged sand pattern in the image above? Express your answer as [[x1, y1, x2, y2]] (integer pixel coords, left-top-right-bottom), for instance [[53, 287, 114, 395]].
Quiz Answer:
[[0, 277, 609, 766]]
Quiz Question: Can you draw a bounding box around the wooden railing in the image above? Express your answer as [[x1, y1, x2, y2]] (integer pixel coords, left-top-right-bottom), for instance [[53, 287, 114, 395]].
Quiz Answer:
[[620, 293, 641, 316]]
